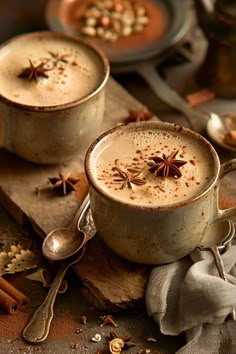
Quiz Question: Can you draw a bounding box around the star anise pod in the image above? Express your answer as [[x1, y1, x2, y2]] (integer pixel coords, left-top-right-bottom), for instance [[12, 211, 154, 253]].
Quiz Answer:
[[49, 173, 79, 195], [113, 167, 146, 189], [123, 107, 154, 124], [18, 59, 49, 82], [148, 150, 187, 178], [48, 51, 69, 66], [100, 314, 118, 328], [109, 331, 135, 349]]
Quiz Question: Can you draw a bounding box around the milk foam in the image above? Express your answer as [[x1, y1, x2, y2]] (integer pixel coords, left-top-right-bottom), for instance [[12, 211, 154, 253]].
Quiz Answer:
[[0, 34, 104, 106], [91, 125, 216, 207]]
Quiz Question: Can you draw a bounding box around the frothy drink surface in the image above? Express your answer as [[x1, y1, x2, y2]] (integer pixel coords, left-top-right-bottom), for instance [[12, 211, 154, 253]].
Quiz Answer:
[[0, 34, 104, 106], [90, 124, 216, 207]]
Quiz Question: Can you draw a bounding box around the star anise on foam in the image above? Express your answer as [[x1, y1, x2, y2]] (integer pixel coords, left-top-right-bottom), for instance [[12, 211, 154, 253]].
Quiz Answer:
[[123, 107, 154, 124], [18, 59, 49, 82], [113, 167, 146, 189], [48, 51, 69, 66], [148, 150, 187, 178], [49, 173, 79, 195]]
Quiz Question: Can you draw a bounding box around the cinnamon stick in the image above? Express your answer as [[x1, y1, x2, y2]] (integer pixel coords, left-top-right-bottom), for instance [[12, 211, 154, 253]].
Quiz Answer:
[[0, 288, 18, 315], [185, 88, 215, 106], [0, 276, 29, 309]]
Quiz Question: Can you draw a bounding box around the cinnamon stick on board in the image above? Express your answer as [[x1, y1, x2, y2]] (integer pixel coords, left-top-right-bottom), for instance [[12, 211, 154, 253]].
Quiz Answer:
[[0, 276, 29, 311], [0, 288, 18, 315]]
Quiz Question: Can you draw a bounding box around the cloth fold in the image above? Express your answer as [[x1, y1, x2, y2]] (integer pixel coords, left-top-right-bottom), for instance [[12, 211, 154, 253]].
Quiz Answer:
[[146, 245, 236, 353]]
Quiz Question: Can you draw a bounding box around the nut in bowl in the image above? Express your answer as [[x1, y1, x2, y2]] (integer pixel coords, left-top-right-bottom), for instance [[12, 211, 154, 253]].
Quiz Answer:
[[0, 31, 109, 164], [85, 121, 236, 265]]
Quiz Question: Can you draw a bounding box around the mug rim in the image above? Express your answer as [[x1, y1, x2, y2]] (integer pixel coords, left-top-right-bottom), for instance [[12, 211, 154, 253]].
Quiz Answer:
[[0, 31, 110, 112], [85, 121, 221, 211]]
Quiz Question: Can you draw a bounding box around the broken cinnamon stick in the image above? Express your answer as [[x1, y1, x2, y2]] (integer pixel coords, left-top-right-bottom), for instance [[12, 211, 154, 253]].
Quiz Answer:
[[0, 276, 29, 309], [0, 288, 18, 314], [185, 88, 215, 106]]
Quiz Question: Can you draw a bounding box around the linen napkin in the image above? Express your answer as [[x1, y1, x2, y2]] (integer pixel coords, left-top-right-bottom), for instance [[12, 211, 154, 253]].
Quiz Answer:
[[146, 243, 236, 353]]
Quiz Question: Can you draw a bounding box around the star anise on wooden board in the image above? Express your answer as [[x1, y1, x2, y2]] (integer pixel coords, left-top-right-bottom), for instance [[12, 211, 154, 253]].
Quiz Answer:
[[122, 107, 154, 124], [148, 150, 187, 178], [49, 173, 80, 195], [18, 59, 49, 82], [113, 167, 146, 189], [100, 314, 118, 327]]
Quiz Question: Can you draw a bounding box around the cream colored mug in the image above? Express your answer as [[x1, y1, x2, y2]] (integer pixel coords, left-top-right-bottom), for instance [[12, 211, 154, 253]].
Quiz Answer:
[[0, 31, 109, 164], [85, 121, 236, 265]]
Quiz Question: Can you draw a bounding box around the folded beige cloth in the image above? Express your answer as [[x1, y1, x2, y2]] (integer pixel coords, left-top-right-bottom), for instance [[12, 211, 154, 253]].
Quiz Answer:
[[146, 244, 236, 353]]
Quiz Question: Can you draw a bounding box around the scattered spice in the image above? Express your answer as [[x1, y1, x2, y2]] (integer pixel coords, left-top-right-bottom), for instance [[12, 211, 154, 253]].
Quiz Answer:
[[122, 107, 154, 124], [109, 331, 135, 350], [49, 173, 79, 195], [91, 333, 102, 342], [112, 167, 146, 189], [75, 327, 83, 333], [100, 314, 118, 327], [147, 150, 187, 178], [71, 343, 79, 349], [81, 315, 87, 325], [18, 59, 49, 82], [109, 337, 124, 353]]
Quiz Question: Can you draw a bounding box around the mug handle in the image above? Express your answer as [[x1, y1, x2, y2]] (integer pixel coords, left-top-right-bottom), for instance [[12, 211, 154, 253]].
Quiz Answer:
[[215, 159, 236, 221]]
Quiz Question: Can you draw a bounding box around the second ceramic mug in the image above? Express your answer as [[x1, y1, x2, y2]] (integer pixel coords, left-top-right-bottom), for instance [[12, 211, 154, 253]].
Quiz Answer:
[[0, 31, 109, 164], [85, 121, 236, 265]]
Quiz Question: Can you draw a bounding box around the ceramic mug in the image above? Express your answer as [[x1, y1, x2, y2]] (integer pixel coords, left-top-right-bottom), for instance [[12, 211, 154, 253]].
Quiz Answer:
[[0, 31, 109, 164], [85, 121, 236, 265]]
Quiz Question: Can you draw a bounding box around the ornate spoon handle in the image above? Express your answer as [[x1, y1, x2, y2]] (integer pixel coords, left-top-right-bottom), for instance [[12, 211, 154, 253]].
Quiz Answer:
[[22, 249, 85, 344], [22, 260, 70, 343]]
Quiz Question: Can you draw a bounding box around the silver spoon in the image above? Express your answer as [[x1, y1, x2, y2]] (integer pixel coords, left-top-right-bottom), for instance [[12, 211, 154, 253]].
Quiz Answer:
[[42, 194, 90, 261], [22, 196, 96, 344]]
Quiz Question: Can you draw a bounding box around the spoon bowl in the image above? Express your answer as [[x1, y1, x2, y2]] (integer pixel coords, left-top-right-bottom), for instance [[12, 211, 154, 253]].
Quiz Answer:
[[42, 227, 86, 261], [42, 194, 90, 261], [207, 112, 236, 153]]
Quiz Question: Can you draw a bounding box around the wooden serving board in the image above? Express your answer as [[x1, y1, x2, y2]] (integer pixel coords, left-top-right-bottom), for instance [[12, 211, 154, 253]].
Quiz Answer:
[[0, 77, 151, 311]]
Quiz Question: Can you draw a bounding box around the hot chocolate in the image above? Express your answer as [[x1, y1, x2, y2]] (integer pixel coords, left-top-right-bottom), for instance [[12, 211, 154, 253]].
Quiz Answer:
[[88, 122, 216, 207], [0, 32, 104, 107]]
